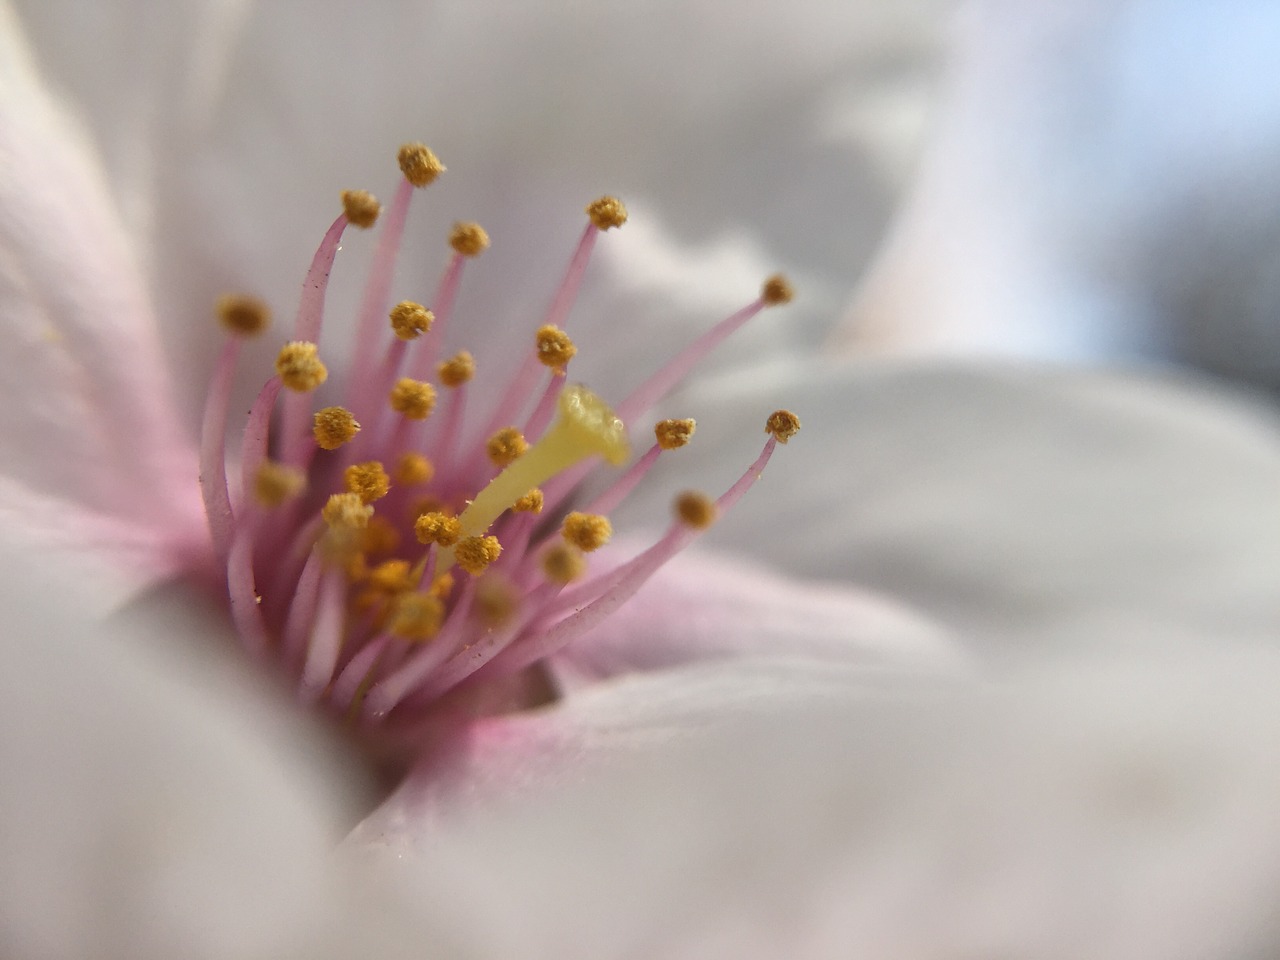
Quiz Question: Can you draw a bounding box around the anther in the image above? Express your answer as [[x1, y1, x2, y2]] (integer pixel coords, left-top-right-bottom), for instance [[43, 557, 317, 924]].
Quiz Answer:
[[389, 301, 434, 341], [389, 378, 437, 420], [562, 512, 612, 552], [322, 492, 373, 530], [216, 294, 271, 337], [535, 325, 577, 371], [586, 195, 628, 230], [655, 418, 696, 450], [369, 559, 415, 594], [344, 461, 391, 503], [765, 409, 801, 444], [253, 460, 306, 507], [438, 351, 476, 388], [474, 576, 520, 628], [397, 142, 445, 188], [313, 406, 360, 450], [389, 592, 445, 642], [542, 542, 587, 584], [455, 535, 502, 575], [487, 427, 529, 468], [341, 189, 381, 229], [513, 489, 544, 514], [395, 453, 434, 486], [674, 491, 717, 529], [449, 222, 490, 257], [415, 511, 462, 547], [275, 341, 328, 392], [761, 274, 794, 306], [362, 516, 401, 555]]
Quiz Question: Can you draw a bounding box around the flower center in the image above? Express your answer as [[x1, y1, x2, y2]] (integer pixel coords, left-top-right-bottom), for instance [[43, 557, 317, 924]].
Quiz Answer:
[[199, 142, 798, 732]]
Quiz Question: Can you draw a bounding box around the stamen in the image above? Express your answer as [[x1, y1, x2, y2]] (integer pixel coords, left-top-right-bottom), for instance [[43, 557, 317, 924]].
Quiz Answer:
[[216, 294, 271, 337], [541, 543, 586, 584], [415, 511, 462, 547], [586, 195, 628, 230], [474, 576, 520, 628], [562, 512, 612, 551], [344, 462, 391, 503], [389, 593, 445, 642], [535, 325, 577, 371], [395, 453, 434, 486], [341, 190, 381, 229], [455, 535, 502, 575], [765, 409, 801, 443], [449, 221, 490, 257], [513, 489, 544, 513], [362, 516, 401, 555], [313, 406, 360, 450], [674, 490, 717, 529], [322, 492, 373, 530], [761, 274, 795, 306], [275, 342, 328, 392], [254, 461, 307, 507], [369, 559, 415, 594], [389, 378, 437, 419], [397, 142, 445, 187], [438, 351, 476, 387], [389, 300, 434, 341], [487, 427, 529, 467], [655, 417, 696, 450]]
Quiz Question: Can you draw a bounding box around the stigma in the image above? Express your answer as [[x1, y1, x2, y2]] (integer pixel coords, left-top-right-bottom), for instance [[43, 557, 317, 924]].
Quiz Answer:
[[199, 143, 798, 729]]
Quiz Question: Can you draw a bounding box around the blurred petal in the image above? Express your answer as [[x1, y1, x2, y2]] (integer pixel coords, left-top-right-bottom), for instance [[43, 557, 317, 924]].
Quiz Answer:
[[364, 648, 1280, 958], [0, 5, 205, 602], [623, 359, 1280, 654]]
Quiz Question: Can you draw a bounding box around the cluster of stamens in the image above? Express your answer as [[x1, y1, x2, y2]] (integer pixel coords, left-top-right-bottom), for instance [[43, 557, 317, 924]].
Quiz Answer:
[[200, 142, 798, 728]]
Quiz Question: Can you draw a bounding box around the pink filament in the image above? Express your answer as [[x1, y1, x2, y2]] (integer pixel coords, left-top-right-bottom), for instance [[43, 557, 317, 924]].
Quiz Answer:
[[348, 178, 414, 403], [199, 337, 241, 567]]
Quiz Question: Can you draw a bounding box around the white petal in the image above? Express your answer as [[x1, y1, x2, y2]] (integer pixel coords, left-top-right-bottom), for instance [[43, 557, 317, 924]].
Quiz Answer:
[[0, 5, 205, 601], [359, 648, 1280, 958], [620, 359, 1280, 654]]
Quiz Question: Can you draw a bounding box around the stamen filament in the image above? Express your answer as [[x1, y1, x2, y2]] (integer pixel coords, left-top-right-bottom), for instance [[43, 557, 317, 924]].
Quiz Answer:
[[199, 338, 241, 566], [349, 178, 414, 409]]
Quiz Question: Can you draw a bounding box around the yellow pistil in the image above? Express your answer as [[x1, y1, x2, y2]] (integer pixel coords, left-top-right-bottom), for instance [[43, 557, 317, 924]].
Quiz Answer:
[[368, 559, 416, 594], [655, 418, 696, 450], [761, 274, 794, 306], [389, 301, 434, 341], [253, 460, 306, 507], [674, 491, 717, 529], [275, 341, 328, 392], [474, 575, 520, 628], [415, 511, 462, 547], [513, 489, 544, 514], [216, 293, 271, 337], [395, 452, 434, 486], [344, 461, 391, 503], [455, 535, 502, 575], [562, 512, 612, 552], [535, 325, 576, 372], [450, 221, 490, 257], [438, 351, 476, 387], [397, 142, 445, 187], [586, 195, 628, 230], [341, 189, 381, 228], [389, 592, 445, 642], [765, 409, 801, 444], [389, 378, 437, 420], [313, 406, 360, 450], [322, 492, 373, 530], [541, 542, 586, 584], [487, 427, 529, 468]]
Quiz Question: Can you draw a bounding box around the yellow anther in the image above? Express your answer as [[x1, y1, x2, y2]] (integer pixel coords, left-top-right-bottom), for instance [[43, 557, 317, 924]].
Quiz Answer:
[[389, 301, 434, 341], [275, 341, 328, 392], [362, 516, 401, 555], [216, 293, 271, 337], [761, 274, 794, 306], [765, 409, 801, 444], [452, 385, 628, 548], [586, 195, 627, 230], [541, 543, 586, 585], [450, 221, 489, 257], [487, 427, 529, 468], [344, 553, 370, 582], [389, 378, 437, 420], [397, 142, 445, 187], [455, 535, 502, 575], [344, 461, 391, 503], [535, 325, 577, 372], [562, 512, 612, 552], [415, 511, 462, 547], [474, 575, 520, 628], [409, 496, 447, 523], [655, 418, 696, 450], [395, 452, 434, 486], [513, 488, 544, 514], [341, 189, 381, 228], [438, 351, 476, 388], [313, 406, 360, 450], [389, 592, 445, 642], [368, 559, 415, 594], [428, 572, 455, 600], [322, 492, 373, 530], [253, 460, 306, 507], [674, 491, 717, 530]]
